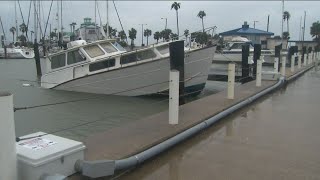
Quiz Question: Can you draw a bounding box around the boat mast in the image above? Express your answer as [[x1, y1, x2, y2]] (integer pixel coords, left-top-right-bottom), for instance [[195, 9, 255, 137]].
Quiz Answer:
[[60, 0, 63, 42], [106, 0, 109, 39], [15, 1, 19, 43], [56, 0, 59, 43], [281, 0, 284, 49], [299, 16, 302, 41], [95, 0, 98, 39], [302, 11, 306, 49]]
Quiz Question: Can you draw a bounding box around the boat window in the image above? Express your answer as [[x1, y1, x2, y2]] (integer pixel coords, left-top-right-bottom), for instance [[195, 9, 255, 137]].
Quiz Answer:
[[51, 53, 66, 69], [89, 59, 116, 72], [156, 44, 169, 55], [120, 49, 157, 64], [100, 42, 118, 53], [67, 50, 86, 65], [84, 45, 105, 58], [113, 42, 126, 52]]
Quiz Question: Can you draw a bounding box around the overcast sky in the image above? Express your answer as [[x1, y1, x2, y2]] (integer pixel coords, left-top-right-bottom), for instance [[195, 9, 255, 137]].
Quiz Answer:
[[0, 1, 319, 45]]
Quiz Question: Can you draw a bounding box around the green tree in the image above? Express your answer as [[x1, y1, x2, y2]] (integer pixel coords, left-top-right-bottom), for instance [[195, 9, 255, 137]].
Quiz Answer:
[[171, 2, 181, 37], [153, 31, 161, 44], [18, 35, 27, 46], [310, 21, 320, 49], [283, 11, 291, 33], [143, 29, 152, 46], [129, 28, 137, 49], [282, 31, 290, 40], [170, 33, 179, 40], [118, 30, 127, 41], [184, 29, 189, 44], [161, 29, 172, 42], [104, 25, 117, 38], [197, 11, 207, 33], [19, 23, 28, 37], [9, 27, 16, 42]]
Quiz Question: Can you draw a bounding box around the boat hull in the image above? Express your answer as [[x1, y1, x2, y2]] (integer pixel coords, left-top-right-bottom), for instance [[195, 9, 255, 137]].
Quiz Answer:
[[52, 46, 215, 96], [0, 48, 35, 59]]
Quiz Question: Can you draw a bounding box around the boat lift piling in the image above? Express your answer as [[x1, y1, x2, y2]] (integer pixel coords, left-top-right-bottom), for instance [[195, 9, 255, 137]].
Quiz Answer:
[[253, 44, 261, 77], [169, 40, 185, 105], [241, 44, 250, 83], [275, 44, 282, 72]]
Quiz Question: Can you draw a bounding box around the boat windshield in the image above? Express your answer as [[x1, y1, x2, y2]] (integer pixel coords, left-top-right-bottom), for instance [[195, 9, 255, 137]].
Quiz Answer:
[[113, 42, 127, 52], [229, 42, 253, 50], [100, 42, 118, 53]]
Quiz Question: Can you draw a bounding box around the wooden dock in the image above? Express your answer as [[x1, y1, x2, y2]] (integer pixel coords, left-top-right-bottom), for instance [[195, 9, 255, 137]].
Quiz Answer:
[[70, 64, 313, 179]]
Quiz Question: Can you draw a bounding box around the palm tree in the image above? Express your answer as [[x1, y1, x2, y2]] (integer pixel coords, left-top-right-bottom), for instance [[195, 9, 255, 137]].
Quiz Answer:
[[154, 31, 161, 44], [9, 27, 16, 43], [19, 23, 28, 37], [283, 32, 290, 40], [171, 2, 181, 37], [118, 30, 127, 41], [184, 29, 189, 43], [197, 11, 206, 32], [129, 28, 137, 49], [170, 33, 179, 40], [310, 21, 320, 49], [144, 29, 152, 46], [283, 11, 291, 33], [161, 29, 172, 42]]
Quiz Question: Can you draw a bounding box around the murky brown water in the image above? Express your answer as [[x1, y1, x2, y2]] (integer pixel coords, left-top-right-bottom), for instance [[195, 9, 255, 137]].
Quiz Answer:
[[117, 70, 320, 180]]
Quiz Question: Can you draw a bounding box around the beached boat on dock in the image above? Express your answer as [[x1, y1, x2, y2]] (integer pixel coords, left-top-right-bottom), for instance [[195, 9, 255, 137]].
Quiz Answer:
[[40, 39, 215, 96]]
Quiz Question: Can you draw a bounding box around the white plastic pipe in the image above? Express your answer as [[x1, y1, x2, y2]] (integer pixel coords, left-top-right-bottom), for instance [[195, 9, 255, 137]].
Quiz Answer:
[[274, 57, 279, 73], [298, 54, 302, 69], [227, 63, 235, 99], [0, 92, 17, 180], [169, 70, 179, 125], [291, 54, 295, 72], [256, 59, 262, 87], [281, 56, 286, 76]]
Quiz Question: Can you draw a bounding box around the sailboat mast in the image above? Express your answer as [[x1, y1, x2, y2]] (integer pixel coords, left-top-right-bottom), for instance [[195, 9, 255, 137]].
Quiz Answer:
[[302, 11, 306, 49], [56, 0, 59, 42], [95, 0, 97, 39], [281, 0, 284, 48], [106, 0, 109, 38], [15, 1, 19, 42], [60, 0, 63, 40], [299, 16, 302, 41]]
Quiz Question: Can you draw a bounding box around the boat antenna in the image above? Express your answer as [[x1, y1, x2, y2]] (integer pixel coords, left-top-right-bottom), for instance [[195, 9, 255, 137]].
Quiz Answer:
[[113, 0, 128, 43], [267, 14, 270, 32]]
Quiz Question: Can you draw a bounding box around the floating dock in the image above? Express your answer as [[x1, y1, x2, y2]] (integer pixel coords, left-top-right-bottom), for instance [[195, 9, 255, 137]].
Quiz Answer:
[[69, 63, 314, 179]]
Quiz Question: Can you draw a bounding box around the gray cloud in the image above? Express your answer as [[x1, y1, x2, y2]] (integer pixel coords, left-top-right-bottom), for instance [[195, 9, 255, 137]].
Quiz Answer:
[[1, 1, 319, 45]]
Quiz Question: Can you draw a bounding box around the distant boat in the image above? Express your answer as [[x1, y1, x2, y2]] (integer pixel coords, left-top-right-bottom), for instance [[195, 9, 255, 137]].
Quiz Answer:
[[40, 39, 215, 96], [213, 37, 274, 63], [0, 46, 35, 59]]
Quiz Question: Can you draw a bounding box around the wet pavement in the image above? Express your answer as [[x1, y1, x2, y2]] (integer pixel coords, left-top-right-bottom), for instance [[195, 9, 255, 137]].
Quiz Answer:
[[117, 70, 320, 180]]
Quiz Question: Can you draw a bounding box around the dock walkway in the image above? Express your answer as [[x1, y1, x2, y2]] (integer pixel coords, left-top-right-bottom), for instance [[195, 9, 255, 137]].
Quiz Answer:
[[71, 64, 313, 179]]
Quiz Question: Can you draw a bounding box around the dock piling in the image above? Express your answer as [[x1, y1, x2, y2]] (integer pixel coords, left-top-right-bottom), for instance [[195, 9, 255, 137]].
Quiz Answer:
[[0, 92, 17, 180], [275, 44, 282, 72], [291, 55, 295, 72], [169, 40, 185, 105], [274, 57, 279, 73], [241, 44, 250, 83], [304, 54, 307, 66], [169, 70, 179, 125], [253, 44, 261, 78], [227, 63, 235, 99], [281, 56, 286, 76], [256, 59, 262, 87], [298, 54, 302, 69]]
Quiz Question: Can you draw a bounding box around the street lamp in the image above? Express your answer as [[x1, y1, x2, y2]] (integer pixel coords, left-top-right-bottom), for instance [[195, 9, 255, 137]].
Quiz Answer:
[[161, 17, 167, 30], [138, 24, 147, 46], [253, 21, 259, 29]]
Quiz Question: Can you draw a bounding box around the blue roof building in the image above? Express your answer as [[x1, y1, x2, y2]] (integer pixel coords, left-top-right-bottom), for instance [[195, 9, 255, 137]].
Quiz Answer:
[[219, 21, 274, 46]]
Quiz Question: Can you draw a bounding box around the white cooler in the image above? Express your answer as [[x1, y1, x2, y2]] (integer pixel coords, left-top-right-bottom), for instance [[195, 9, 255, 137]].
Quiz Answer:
[[16, 132, 85, 180]]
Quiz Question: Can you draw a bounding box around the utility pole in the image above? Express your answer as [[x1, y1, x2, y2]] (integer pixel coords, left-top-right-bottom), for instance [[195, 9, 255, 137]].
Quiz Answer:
[[161, 17, 167, 30], [253, 20, 258, 29], [139, 23, 147, 46], [267, 15, 270, 32]]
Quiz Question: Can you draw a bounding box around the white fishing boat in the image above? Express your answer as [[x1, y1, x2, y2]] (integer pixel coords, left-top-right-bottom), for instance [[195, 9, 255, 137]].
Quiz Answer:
[[40, 39, 215, 96], [213, 37, 274, 63], [0, 46, 35, 59]]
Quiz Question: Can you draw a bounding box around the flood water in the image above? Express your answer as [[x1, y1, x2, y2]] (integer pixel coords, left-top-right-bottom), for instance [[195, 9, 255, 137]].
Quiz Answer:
[[117, 70, 320, 180], [0, 58, 226, 141]]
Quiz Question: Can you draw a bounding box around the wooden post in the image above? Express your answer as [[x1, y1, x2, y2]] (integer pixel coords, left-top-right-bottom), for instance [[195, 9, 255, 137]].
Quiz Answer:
[[274, 57, 279, 72], [291, 54, 295, 72], [253, 44, 261, 78], [227, 63, 235, 99], [281, 56, 286, 76], [298, 54, 302, 69], [256, 59, 262, 87], [169, 70, 179, 125]]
